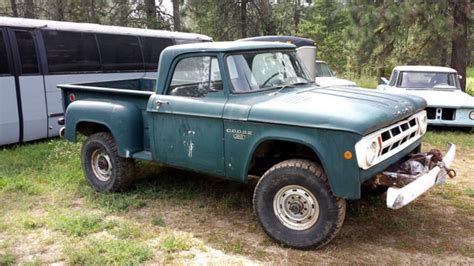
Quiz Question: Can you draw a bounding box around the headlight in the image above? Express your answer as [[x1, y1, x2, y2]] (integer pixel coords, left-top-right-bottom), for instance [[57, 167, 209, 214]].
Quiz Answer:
[[419, 112, 428, 134], [366, 140, 378, 165], [470, 111, 474, 120]]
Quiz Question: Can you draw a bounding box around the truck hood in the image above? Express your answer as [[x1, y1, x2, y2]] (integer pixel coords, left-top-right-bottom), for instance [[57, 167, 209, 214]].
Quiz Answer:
[[394, 89, 474, 108], [316, 77, 357, 87], [247, 86, 427, 136]]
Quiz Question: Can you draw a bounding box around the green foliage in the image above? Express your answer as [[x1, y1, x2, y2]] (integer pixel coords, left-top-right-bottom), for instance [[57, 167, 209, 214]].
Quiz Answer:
[[298, 0, 350, 73], [65, 239, 152, 265]]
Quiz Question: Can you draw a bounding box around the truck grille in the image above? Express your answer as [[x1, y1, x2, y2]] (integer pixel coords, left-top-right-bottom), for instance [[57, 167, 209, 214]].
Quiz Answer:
[[379, 117, 418, 156]]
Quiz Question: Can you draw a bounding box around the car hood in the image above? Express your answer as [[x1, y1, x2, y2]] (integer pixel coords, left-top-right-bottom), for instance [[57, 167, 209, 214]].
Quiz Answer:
[[247, 86, 427, 136], [395, 89, 474, 108], [316, 77, 357, 87]]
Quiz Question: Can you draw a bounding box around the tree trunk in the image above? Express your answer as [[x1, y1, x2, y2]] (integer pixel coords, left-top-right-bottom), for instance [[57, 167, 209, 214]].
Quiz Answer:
[[10, 0, 18, 17], [293, 0, 301, 32], [54, 0, 65, 21], [24, 0, 35, 18], [450, 0, 470, 91], [172, 0, 181, 31], [144, 0, 158, 29], [240, 0, 248, 38]]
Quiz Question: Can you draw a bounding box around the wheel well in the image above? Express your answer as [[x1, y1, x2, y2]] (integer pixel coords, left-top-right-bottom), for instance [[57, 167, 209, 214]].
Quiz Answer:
[[248, 140, 322, 177], [76, 121, 111, 137]]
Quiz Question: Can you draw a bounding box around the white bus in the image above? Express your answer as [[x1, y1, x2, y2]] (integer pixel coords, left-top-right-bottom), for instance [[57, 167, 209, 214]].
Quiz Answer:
[[0, 17, 211, 146]]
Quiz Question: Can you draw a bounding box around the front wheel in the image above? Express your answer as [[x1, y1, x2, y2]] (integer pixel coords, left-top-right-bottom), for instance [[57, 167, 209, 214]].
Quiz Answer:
[[253, 159, 346, 249], [81, 132, 135, 192]]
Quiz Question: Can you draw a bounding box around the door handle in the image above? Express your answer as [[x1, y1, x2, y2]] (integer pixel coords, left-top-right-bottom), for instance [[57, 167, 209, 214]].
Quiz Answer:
[[155, 99, 169, 109]]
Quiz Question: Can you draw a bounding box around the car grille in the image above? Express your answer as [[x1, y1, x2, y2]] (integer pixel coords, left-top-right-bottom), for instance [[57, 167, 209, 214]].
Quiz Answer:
[[426, 107, 456, 121]]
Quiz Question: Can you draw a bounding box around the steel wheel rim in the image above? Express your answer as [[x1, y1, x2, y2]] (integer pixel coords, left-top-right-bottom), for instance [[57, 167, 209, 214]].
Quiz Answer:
[[91, 149, 112, 182], [273, 185, 319, 230]]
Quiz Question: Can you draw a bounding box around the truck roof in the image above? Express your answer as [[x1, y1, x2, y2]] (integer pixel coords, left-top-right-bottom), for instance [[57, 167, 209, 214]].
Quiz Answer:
[[164, 41, 296, 54], [393, 65, 457, 73]]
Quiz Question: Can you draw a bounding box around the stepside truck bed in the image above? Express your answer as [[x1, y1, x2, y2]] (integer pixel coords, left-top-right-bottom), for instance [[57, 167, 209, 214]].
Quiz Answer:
[[59, 78, 156, 156]]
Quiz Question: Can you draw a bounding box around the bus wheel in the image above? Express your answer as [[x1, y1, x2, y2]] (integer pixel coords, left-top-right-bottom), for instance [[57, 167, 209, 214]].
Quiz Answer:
[[81, 132, 135, 192], [253, 159, 346, 249]]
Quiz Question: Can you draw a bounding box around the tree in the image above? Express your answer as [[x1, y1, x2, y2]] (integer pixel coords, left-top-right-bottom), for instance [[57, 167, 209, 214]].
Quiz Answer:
[[10, 0, 18, 17], [450, 0, 470, 91], [172, 0, 181, 31], [24, 0, 35, 18], [298, 0, 350, 74]]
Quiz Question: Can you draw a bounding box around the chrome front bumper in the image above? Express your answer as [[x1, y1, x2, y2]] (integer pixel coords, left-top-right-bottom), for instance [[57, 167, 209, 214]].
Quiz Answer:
[[386, 143, 456, 209]]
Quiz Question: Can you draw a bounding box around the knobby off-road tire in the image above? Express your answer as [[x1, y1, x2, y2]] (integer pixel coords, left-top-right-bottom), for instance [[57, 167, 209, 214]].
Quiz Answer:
[[253, 159, 346, 250], [82, 132, 135, 192]]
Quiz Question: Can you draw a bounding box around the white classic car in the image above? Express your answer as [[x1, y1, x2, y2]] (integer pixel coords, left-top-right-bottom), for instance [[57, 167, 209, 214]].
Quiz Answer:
[[377, 65, 474, 128], [315, 60, 356, 87]]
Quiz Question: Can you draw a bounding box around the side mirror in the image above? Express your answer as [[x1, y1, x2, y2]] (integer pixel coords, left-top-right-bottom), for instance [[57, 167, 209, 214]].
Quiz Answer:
[[458, 74, 463, 80], [380, 77, 389, 85], [332, 71, 337, 77]]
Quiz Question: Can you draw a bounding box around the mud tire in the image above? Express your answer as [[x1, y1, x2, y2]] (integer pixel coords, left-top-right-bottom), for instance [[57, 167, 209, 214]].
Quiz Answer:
[[253, 159, 346, 250], [81, 132, 135, 192]]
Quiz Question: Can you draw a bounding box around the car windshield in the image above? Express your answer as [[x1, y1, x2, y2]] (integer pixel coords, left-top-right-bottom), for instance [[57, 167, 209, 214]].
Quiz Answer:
[[399, 71, 460, 89], [226, 51, 311, 93], [315, 62, 333, 77]]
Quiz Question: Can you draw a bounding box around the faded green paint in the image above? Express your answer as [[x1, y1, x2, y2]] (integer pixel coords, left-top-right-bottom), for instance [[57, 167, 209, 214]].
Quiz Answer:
[[59, 42, 428, 199]]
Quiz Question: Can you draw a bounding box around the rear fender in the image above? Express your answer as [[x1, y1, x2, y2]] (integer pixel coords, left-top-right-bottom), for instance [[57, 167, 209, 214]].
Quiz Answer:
[[64, 100, 143, 157]]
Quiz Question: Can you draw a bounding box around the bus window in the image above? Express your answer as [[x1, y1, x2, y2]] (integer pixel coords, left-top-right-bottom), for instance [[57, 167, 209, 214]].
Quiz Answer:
[[14, 31, 39, 74], [42, 30, 101, 73], [97, 34, 144, 71], [140, 37, 174, 71], [0, 32, 9, 74]]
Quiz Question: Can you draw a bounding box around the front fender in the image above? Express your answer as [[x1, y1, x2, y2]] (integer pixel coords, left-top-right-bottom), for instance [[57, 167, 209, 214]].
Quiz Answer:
[[64, 100, 144, 157], [224, 121, 363, 199]]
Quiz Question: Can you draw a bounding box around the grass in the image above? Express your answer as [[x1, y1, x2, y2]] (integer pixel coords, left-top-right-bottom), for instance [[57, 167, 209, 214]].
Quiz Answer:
[[50, 213, 115, 237], [0, 130, 473, 263], [467, 67, 474, 96], [65, 239, 152, 265], [160, 235, 193, 253]]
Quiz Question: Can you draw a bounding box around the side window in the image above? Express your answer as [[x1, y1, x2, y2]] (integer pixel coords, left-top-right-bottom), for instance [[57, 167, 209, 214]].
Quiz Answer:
[[389, 70, 398, 86], [97, 34, 143, 71], [14, 31, 39, 74], [0, 31, 10, 75], [140, 37, 174, 71], [168, 56, 221, 97], [42, 30, 101, 73]]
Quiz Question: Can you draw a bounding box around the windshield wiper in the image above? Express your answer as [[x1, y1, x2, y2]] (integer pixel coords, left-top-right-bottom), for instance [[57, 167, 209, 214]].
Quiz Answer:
[[271, 82, 312, 96]]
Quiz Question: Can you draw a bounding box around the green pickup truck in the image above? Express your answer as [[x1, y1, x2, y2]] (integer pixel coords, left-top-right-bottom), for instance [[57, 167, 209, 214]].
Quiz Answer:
[[59, 41, 456, 249]]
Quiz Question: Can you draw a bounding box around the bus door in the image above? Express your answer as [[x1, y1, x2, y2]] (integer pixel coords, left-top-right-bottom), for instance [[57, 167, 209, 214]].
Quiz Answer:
[[6, 28, 48, 143], [0, 28, 20, 146]]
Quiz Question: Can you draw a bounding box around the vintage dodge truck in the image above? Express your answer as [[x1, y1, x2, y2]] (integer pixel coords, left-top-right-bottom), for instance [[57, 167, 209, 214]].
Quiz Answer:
[[59, 41, 456, 249]]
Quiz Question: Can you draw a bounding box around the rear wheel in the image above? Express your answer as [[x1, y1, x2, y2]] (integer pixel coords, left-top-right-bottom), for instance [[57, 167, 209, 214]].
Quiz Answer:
[[81, 132, 135, 192], [253, 159, 346, 249]]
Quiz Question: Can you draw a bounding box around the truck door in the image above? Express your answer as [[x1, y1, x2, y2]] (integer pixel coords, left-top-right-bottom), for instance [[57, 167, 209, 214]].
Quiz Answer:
[[6, 28, 48, 142], [148, 56, 226, 175], [0, 28, 20, 146]]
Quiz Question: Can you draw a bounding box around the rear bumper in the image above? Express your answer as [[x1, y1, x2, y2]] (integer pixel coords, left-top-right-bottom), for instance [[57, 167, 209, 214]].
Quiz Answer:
[[386, 143, 456, 209]]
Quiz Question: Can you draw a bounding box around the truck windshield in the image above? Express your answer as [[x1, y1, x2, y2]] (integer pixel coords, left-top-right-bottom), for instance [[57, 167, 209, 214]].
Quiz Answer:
[[226, 51, 311, 93], [315, 62, 333, 77], [399, 71, 460, 89]]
